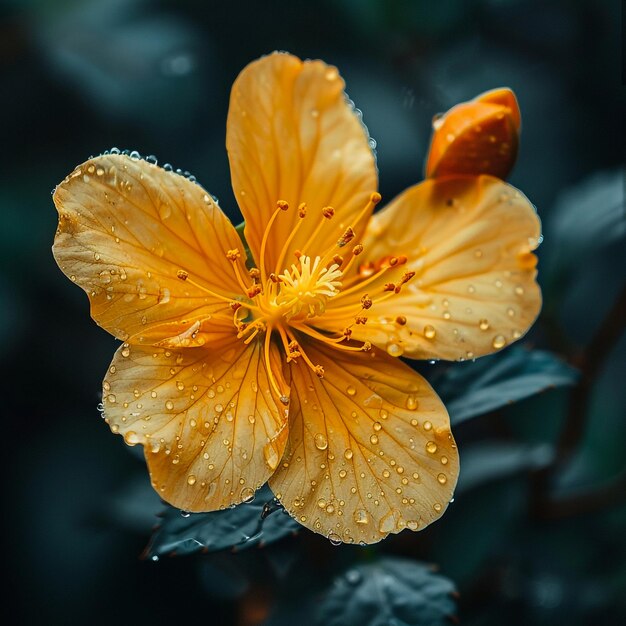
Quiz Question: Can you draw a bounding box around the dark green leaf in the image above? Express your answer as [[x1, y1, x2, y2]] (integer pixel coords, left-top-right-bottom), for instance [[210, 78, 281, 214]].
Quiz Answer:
[[456, 441, 554, 493], [317, 557, 457, 626], [146, 485, 299, 558], [545, 169, 625, 278], [431, 347, 578, 424]]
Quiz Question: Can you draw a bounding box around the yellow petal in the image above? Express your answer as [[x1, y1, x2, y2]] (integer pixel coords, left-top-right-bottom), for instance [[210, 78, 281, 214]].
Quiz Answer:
[[227, 52, 378, 274], [53, 154, 248, 345], [102, 336, 289, 511], [322, 175, 541, 360], [268, 340, 458, 544]]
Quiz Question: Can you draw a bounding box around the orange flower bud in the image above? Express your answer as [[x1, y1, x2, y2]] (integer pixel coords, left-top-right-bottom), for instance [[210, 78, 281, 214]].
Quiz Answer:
[[425, 88, 521, 180]]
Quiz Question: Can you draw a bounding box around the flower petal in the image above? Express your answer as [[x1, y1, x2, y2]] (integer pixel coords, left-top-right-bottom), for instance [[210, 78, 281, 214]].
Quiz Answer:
[[53, 154, 248, 345], [226, 52, 378, 273], [268, 340, 458, 544], [102, 336, 289, 511], [322, 176, 541, 361], [426, 88, 521, 180]]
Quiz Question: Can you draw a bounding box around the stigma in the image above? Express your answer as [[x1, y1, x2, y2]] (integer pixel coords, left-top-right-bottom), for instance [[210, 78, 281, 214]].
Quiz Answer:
[[276, 255, 342, 319]]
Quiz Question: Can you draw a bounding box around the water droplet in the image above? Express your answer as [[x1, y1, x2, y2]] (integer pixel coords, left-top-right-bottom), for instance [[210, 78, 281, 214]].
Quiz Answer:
[[187, 474, 197, 486], [433, 503, 442, 512], [370, 434, 379, 445], [426, 441, 438, 454], [314, 433, 328, 450], [406, 395, 418, 410], [423, 420, 432, 431], [346, 385, 356, 396], [407, 519, 419, 531], [437, 473, 447, 484], [180, 510, 191, 518], [353, 509, 369, 525], [386, 342, 404, 357], [328, 532, 342, 545], [165, 400, 174, 410], [423, 325, 436, 339], [479, 319, 490, 331], [124, 430, 140, 446], [492, 334, 506, 349], [241, 487, 255, 503], [344, 449, 353, 460], [373, 422, 382, 432]]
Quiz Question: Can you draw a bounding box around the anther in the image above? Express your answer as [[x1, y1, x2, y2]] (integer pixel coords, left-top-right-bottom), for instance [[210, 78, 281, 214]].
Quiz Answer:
[[248, 268, 261, 280], [230, 301, 242, 311], [298, 202, 307, 218], [277, 200, 289, 211], [384, 283, 396, 292], [177, 269, 189, 281], [343, 328, 352, 338], [314, 365, 325, 378], [294, 249, 303, 259], [332, 254, 344, 266], [355, 316, 368, 324], [226, 248, 241, 261], [395, 315, 407, 325], [361, 294, 373, 309], [389, 257, 399, 267], [370, 192, 382, 205], [361, 341, 372, 351], [247, 285, 262, 298], [269, 273, 282, 283], [400, 270, 416, 285], [337, 227, 355, 247], [322, 206, 335, 219], [397, 255, 408, 265], [352, 244, 364, 256]]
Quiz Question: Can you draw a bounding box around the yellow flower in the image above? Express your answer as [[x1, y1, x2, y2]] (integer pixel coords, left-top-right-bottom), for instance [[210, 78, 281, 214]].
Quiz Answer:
[[52, 53, 541, 544]]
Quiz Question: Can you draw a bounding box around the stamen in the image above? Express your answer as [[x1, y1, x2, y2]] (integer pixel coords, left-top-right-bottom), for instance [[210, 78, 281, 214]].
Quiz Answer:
[[273, 203, 308, 275], [292, 323, 373, 354], [337, 227, 355, 248], [259, 201, 290, 285], [264, 325, 289, 402], [176, 270, 251, 307]]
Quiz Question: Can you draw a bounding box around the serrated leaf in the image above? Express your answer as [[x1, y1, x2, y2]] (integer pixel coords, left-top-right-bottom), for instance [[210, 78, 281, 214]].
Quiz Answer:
[[431, 347, 578, 424], [146, 485, 299, 558], [317, 557, 457, 626]]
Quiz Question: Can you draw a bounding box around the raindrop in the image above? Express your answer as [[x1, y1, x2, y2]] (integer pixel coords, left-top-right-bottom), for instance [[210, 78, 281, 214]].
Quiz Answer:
[[492, 334, 506, 349], [423, 325, 436, 339], [386, 342, 404, 357], [314, 433, 328, 450]]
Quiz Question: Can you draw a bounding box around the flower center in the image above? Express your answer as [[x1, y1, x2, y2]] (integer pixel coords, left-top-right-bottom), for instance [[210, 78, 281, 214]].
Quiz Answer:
[[174, 194, 417, 404], [275, 255, 342, 320]]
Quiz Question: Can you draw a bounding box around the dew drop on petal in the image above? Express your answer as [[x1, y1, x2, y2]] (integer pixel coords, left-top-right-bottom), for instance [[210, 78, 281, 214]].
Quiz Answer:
[[314, 433, 328, 450], [492, 334, 506, 349], [423, 324, 436, 339]]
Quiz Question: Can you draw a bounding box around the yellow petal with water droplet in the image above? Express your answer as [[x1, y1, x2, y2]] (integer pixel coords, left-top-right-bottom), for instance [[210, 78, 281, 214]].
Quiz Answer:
[[269, 339, 458, 544], [322, 175, 541, 361], [102, 335, 289, 511], [53, 154, 245, 345], [227, 52, 377, 276]]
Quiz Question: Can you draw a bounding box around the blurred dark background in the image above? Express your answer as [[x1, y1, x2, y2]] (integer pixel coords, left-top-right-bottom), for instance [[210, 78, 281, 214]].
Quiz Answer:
[[2, 1, 624, 624]]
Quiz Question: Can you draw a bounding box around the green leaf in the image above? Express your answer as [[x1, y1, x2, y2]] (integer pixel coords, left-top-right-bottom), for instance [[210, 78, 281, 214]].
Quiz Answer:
[[456, 441, 554, 493], [146, 485, 299, 558], [317, 557, 457, 626], [545, 169, 625, 279], [431, 347, 578, 425]]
